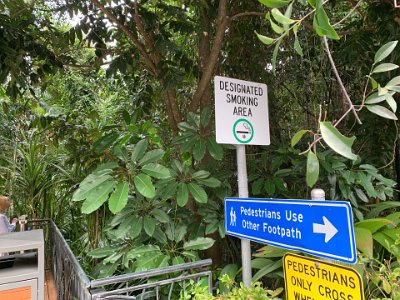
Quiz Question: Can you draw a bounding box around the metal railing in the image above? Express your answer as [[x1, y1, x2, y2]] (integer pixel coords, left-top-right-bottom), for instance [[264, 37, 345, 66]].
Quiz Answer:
[[28, 219, 213, 300]]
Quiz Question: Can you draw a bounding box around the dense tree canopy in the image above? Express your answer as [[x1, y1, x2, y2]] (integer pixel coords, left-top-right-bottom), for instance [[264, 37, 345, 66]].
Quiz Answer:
[[1, 0, 400, 298]]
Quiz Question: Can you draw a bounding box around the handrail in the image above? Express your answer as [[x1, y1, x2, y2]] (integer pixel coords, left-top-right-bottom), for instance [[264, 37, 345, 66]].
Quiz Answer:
[[28, 219, 213, 300], [90, 258, 212, 288]]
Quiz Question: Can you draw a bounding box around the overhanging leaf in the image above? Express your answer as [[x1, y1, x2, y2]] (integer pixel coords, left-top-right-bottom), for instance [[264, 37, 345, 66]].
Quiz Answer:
[[272, 38, 283, 74], [291, 129, 308, 147], [386, 75, 400, 87], [366, 105, 398, 120], [293, 24, 303, 56], [134, 173, 156, 198], [271, 8, 296, 25], [372, 63, 399, 74], [108, 181, 129, 214], [255, 31, 275, 45], [320, 121, 357, 160], [313, 6, 339, 40], [306, 150, 319, 187], [365, 92, 387, 104], [258, 0, 291, 8], [270, 19, 285, 34], [374, 41, 398, 64], [385, 93, 397, 112]]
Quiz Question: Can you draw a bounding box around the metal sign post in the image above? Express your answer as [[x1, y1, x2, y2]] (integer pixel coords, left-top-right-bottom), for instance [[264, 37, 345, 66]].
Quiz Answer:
[[236, 144, 252, 287], [214, 76, 270, 287]]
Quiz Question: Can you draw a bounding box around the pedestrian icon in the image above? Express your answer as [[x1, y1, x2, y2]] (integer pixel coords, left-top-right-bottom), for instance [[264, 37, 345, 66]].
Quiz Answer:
[[233, 119, 254, 144], [230, 207, 236, 226]]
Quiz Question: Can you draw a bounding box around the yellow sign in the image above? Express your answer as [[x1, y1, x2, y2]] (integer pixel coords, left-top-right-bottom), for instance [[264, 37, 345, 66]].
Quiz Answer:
[[283, 253, 364, 300]]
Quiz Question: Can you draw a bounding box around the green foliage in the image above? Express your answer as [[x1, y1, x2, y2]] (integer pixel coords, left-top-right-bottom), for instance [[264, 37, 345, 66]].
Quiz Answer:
[[172, 110, 224, 161], [182, 275, 283, 300], [257, 0, 340, 72]]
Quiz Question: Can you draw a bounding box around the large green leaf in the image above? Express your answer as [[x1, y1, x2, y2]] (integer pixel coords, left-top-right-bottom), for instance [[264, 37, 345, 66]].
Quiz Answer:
[[306, 150, 319, 187], [191, 170, 210, 179], [188, 182, 208, 203], [206, 137, 223, 160], [365, 92, 388, 104], [320, 121, 357, 160], [354, 227, 373, 258], [313, 6, 339, 40], [271, 8, 296, 25], [271, 38, 283, 74], [253, 259, 282, 281], [108, 181, 129, 214], [129, 217, 143, 239], [293, 24, 303, 56], [93, 132, 119, 154], [255, 31, 275, 45], [258, 0, 291, 8], [195, 177, 221, 188], [139, 149, 165, 166], [143, 216, 156, 236], [193, 139, 206, 161], [126, 245, 160, 259], [291, 130, 308, 147], [131, 139, 148, 162], [355, 218, 394, 233], [372, 63, 399, 74], [366, 105, 398, 120], [151, 208, 170, 223], [72, 174, 112, 201], [373, 230, 400, 257], [357, 172, 377, 198], [177, 183, 189, 207], [183, 237, 215, 251], [134, 173, 156, 198], [270, 19, 285, 34], [142, 163, 171, 179], [374, 41, 398, 64], [385, 75, 400, 87], [81, 180, 116, 214], [385, 93, 397, 112]]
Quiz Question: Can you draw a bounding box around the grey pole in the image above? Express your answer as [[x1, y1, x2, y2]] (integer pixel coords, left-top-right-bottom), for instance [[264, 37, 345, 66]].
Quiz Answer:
[[236, 144, 252, 287]]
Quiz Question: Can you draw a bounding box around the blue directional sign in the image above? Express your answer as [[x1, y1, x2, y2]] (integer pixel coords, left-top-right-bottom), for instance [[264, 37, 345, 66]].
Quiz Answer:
[[225, 198, 357, 264]]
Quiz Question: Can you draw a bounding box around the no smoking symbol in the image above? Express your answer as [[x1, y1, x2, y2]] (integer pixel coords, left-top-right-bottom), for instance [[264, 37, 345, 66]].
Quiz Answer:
[[233, 119, 254, 144]]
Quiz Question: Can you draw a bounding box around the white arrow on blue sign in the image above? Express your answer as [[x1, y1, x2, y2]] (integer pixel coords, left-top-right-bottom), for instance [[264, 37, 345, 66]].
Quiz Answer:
[[225, 198, 357, 264]]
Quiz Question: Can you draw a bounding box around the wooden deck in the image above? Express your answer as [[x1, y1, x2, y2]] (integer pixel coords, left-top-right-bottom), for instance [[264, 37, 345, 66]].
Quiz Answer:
[[45, 269, 57, 300]]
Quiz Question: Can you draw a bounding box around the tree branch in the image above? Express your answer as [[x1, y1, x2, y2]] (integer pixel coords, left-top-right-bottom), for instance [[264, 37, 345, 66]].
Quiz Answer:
[[230, 11, 264, 21], [90, 0, 158, 75], [133, 0, 160, 65], [322, 36, 362, 124], [190, 0, 229, 112]]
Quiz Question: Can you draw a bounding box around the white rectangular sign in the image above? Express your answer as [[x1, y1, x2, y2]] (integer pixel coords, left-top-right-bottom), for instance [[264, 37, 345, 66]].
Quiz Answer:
[[214, 76, 270, 145]]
